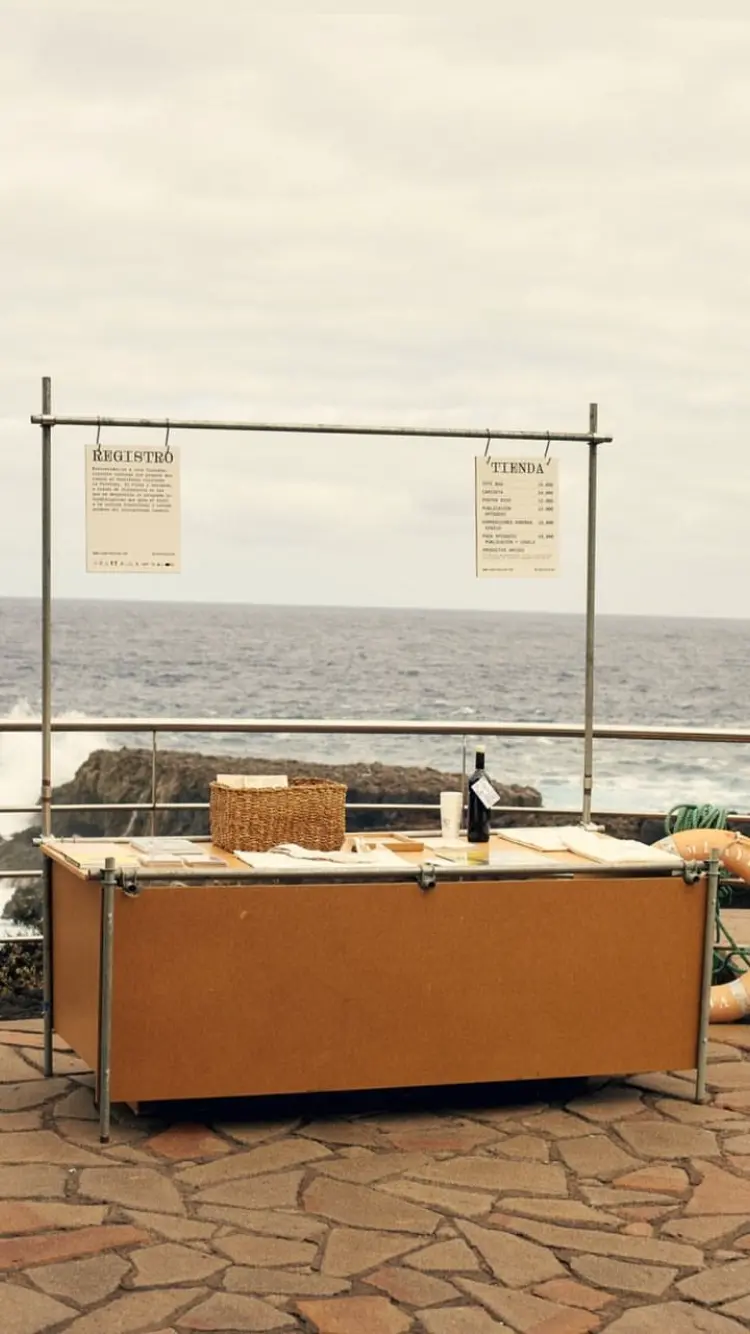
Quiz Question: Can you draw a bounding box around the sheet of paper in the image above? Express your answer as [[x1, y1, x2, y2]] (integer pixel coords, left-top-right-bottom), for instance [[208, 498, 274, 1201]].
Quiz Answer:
[[475, 455, 558, 578]]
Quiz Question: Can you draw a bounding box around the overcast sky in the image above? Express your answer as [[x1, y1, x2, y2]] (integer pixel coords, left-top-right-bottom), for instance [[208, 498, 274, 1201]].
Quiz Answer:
[[1, 5, 749, 616]]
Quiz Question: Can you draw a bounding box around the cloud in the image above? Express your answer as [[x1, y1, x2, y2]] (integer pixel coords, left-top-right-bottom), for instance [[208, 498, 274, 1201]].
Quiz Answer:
[[1, 6, 750, 613]]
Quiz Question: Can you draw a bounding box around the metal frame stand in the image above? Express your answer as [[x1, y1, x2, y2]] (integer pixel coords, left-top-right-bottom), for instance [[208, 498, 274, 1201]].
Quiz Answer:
[[97, 857, 117, 1142], [42, 855, 54, 1077], [695, 852, 720, 1103], [34, 379, 611, 1120]]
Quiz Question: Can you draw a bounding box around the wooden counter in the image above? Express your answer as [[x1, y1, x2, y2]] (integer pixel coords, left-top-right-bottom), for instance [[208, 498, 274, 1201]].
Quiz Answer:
[[41, 836, 710, 1116]]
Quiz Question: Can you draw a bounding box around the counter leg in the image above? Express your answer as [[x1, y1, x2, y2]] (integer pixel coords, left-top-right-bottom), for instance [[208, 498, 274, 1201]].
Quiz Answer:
[[42, 858, 54, 1078], [696, 854, 719, 1104], [98, 858, 116, 1143]]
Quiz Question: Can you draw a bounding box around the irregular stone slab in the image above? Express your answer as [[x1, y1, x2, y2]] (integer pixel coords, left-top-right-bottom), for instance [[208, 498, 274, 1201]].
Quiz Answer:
[[556, 1135, 639, 1179], [627, 1072, 698, 1099], [717, 1093, 750, 1111], [177, 1138, 331, 1189], [145, 1124, 233, 1161], [571, 1254, 677, 1295], [0, 1111, 43, 1131], [0, 1164, 67, 1198], [29, 1253, 130, 1305], [708, 1025, 750, 1050], [376, 1178, 493, 1217], [605, 1301, 747, 1331], [534, 1278, 615, 1312], [195, 1170, 304, 1210], [0, 1224, 149, 1272], [614, 1166, 689, 1195], [497, 1197, 620, 1227], [723, 1134, 750, 1155], [679, 1258, 750, 1305], [707, 1040, 743, 1061], [0, 1280, 74, 1334], [176, 1292, 297, 1329], [0, 1129, 101, 1166], [581, 1185, 680, 1208], [124, 1210, 217, 1242], [52, 1086, 97, 1120], [416, 1156, 566, 1195], [384, 1120, 497, 1153], [490, 1134, 549, 1161], [525, 1110, 601, 1138], [304, 1176, 440, 1234], [459, 1219, 564, 1286], [318, 1152, 432, 1185], [196, 1204, 323, 1241], [419, 1307, 507, 1332], [0, 1078, 70, 1111], [299, 1120, 386, 1148], [322, 1227, 425, 1277], [21, 1049, 90, 1077], [64, 1289, 206, 1334], [404, 1237, 480, 1272], [366, 1265, 457, 1306], [617, 1120, 719, 1159], [664, 1217, 750, 1244], [456, 1276, 582, 1330], [708, 1064, 750, 1091], [688, 1164, 750, 1215], [656, 1100, 742, 1125], [567, 1085, 645, 1122], [297, 1296, 410, 1333], [0, 1045, 45, 1083], [0, 1202, 106, 1234], [214, 1233, 317, 1266], [131, 1242, 228, 1287], [488, 1213, 702, 1266], [78, 1166, 185, 1215], [214, 1119, 301, 1145], [226, 1268, 350, 1297]]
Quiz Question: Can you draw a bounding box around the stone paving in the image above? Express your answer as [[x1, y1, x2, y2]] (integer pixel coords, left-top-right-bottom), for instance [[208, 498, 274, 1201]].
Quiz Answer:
[[6, 1025, 750, 1332]]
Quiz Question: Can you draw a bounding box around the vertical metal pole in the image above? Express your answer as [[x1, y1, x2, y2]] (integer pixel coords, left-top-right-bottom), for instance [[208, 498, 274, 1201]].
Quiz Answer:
[[42, 857, 54, 1077], [696, 852, 719, 1104], [41, 376, 53, 838], [461, 736, 468, 831], [581, 402, 598, 826], [150, 731, 157, 836], [98, 858, 116, 1142]]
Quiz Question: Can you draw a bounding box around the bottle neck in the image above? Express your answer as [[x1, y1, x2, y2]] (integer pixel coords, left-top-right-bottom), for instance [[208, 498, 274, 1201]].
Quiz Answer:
[[474, 748, 485, 772]]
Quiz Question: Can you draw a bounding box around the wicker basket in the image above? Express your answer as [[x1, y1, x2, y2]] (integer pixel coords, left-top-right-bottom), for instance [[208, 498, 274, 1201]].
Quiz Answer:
[[209, 778, 347, 853]]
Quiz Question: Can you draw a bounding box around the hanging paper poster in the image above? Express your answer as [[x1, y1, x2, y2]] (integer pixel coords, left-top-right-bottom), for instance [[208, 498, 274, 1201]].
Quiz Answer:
[[85, 444, 181, 573], [475, 456, 558, 578]]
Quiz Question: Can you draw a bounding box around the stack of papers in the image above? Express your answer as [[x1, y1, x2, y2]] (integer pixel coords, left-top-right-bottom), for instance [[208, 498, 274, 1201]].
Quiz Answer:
[[234, 843, 410, 872]]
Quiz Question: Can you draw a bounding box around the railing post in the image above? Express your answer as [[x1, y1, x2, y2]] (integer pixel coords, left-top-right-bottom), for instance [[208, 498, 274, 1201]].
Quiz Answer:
[[150, 731, 157, 836]]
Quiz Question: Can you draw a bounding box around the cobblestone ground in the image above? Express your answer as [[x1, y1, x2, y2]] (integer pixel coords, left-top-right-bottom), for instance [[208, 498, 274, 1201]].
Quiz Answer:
[[6, 1023, 750, 1332]]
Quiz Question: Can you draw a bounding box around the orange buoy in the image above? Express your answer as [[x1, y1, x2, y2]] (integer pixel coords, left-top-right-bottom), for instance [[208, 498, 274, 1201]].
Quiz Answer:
[[667, 828, 750, 1022]]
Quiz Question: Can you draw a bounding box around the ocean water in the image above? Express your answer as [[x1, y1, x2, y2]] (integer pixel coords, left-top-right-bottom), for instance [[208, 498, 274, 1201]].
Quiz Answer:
[[2, 598, 750, 840]]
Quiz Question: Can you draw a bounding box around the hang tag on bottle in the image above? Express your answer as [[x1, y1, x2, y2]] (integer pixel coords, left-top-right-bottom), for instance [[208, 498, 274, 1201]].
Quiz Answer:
[[471, 775, 500, 809]]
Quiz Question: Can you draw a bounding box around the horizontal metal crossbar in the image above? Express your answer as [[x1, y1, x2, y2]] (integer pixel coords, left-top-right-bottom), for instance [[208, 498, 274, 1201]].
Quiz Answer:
[[30, 414, 612, 444]]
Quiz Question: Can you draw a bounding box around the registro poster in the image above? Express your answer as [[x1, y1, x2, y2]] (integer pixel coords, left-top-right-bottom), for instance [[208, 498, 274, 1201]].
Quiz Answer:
[[475, 455, 558, 577], [85, 445, 181, 573]]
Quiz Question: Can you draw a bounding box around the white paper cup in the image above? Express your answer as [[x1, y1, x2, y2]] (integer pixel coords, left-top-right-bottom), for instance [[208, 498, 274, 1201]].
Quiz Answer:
[[440, 790, 463, 841]]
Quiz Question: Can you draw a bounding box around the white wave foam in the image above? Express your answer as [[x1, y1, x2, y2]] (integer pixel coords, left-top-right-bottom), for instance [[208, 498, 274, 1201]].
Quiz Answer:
[[0, 699, 115, 839]]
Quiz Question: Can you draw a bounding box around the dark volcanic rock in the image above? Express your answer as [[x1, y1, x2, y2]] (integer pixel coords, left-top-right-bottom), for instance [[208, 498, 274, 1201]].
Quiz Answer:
[[1, 746, 542, 924]]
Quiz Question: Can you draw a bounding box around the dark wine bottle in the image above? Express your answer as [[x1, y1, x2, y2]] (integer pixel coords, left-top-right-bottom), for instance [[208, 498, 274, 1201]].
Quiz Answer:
[[467, 746, 493, 844]]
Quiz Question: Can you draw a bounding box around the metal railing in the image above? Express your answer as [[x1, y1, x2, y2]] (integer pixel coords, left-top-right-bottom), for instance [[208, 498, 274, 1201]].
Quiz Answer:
[[2, 711, 750, 941], [2, 711, 750, 852]]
